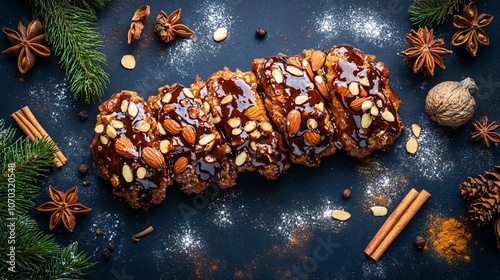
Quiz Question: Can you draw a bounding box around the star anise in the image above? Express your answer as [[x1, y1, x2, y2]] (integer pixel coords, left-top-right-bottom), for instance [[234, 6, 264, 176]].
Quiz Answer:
[[128, 5, 150, 44], [2, 19, 51, 74], [154, 9, 194, 43], [36, 185, 91, 232], [471, 116, 500, 148], [401, 27, 453, 77], [451, 2, 494, 57]]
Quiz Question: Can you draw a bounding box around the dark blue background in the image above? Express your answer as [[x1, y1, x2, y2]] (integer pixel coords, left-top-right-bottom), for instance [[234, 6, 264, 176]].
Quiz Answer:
[[1, 0, 500, 279]]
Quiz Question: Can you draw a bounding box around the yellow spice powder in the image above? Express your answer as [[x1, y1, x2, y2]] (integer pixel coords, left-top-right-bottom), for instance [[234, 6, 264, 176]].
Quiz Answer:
[[428, 216, 472, 263]]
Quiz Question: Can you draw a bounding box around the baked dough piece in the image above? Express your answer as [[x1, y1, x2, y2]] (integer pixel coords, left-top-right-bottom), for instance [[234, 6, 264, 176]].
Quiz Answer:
[[193, 67, 290, 179], [252, 54, 336, 167], [319, 44, 404, 158], [148, 83, 237, 194], [90, 90, 171, 210]]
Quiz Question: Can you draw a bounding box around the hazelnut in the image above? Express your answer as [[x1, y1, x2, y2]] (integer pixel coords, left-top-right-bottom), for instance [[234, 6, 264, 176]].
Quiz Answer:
[[414, 235, 426, 250], [95, 228, 103, 236], [78, 163, 88, 175], [342, 189, 351, 199], [103, 250, 112, 261], [78, 111, 89, 121], [82, 180, 90, 186], [255, 28, 267, 38]]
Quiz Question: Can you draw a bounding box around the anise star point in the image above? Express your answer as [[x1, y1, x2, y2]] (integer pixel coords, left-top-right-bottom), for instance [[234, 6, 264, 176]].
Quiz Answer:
[[401, 26, 453, 77], [452, 2, 494, 57], [36, 185, 91, 232], [154, 8, 194, 43], [471, 116, 500, 148], [2, 19, 51, 74]]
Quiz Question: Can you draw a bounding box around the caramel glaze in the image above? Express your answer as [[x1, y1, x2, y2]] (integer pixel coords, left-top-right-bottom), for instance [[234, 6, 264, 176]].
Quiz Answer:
[[149, 83, 237, 194], [199, 68, 290, 180], [90, 90, 170, 210], [325, 45, 404, 157], [253, 55, 336, 167]]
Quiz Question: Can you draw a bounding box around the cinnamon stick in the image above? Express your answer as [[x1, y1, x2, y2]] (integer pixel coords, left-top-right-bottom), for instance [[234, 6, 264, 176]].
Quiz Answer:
[[368, 189, 431, 261], [364, 188, 420, 256], [11, 107, 66, 167]]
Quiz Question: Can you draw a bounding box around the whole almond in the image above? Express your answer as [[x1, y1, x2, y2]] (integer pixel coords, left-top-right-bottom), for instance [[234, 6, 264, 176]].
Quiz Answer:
[[311, 50, 326, 71], [182, 125, 196, 145], [173, 156, 188, 174], [304, 131, 320, 146], [287, 109, 301, 136], [244, 105, 261, 120], [350, 97, 372, 111], [302, 59, 314, 78], [115, 137, 138, 159], [141, 147, 165, 168], [162, 104, 176, 114], [163, 119, 182, 134], [314, 75, 329, 98]]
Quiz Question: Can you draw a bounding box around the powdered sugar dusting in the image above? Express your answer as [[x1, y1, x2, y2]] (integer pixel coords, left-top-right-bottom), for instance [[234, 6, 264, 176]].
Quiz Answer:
[[362, 261, 386, 278], [313, 6, 403, 48]]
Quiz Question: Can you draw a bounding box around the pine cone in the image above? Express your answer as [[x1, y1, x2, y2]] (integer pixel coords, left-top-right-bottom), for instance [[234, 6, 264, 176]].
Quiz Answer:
[[459, 166, 500, 225]]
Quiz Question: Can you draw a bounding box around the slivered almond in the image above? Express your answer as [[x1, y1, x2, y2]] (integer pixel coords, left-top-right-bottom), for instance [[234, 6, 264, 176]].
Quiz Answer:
[[227, 118, 241, 128], [361, 113, 372, 128], [359, 86, 368, 97], [199, 133, 216, 146], [111, 119, 124, 129], [203, 101, 210, 113], [157, 122, 167, 135], [350, 97, 372, 111], [348, 82, 359, 96], [182, 125, 196, 145], [211, 116, 221, 124], [94, 124, 104, 133], [250, 130, 261, 139], [141, 147, 165, 168], [332, 210, 351, 221], [370, 206, 388, 216], [221, 94, 233, 105], [311, 50, 326, 71], [411, 124, 421, 137], [122, 164, 134, 183], [359, 77, 370, 87], [244, 121, 257, 132], [173, 157, 188, 174], [287, 110, 301, 136], [100, 135, 109, 145], [232, 128, 243, 135], [163, 119, 182, 134], [314, 75, 328, 98], [261, 121, 272, 131], [295, 95, 309, 105], [370, 106, 379, 116], [120, 100, 129, 112], [204, 155, 216, 163], [286, 65, 304, 77], [304, 131, 320, 145], [106, 125, 117, 138], [314, 102, 325, 112], [115, 137, 137, 159], [244, 105, 261, 120], [250, 141, 257, 151], [162, 92, 172, 103], [307, 119, 318, 129], [128, 102, 138, 118], [182, 88, 194, 98], [160, 140, 172, 154], [271, 68, 284, 83], [406, 136, 418, 154], [138, 121, 151, 132], [381, 110, 395, 122], [137, 167, 147, 179], [376, 99, 383, 108], [235, 151, 247, 166]]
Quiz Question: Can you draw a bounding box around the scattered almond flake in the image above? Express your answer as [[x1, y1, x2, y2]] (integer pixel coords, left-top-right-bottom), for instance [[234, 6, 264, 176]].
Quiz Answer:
[[121, 54, 136, 69], [312, 5, 403, 48]]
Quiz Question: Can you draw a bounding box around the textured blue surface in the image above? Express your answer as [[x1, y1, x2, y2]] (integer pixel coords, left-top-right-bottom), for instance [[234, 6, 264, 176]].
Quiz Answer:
[[1, 0, 500, 279]]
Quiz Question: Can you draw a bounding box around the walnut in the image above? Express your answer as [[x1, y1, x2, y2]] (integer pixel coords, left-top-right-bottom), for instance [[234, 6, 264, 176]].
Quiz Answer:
[[425, 77, 477, 127]]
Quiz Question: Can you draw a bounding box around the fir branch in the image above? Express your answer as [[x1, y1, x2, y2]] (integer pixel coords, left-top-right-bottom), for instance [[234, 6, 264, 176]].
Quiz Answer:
[[0, 134, 57, 218], [38, 242, 96, 280], [69, 0, 112, 14], [409, 0, 465, 27], [28, 0, 110, 104]]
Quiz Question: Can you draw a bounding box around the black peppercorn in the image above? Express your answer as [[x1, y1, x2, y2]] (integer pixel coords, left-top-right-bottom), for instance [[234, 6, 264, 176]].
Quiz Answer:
[[342, 189, 351, 199], [78, 111, 89, 121], [78, 163, 88, 175], [414, 235, 426, 250], [255, 28, 267, 38]]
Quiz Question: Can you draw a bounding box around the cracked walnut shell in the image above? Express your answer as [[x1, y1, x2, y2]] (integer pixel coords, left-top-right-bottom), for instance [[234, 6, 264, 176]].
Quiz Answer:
[[425, 77, 477, 127]]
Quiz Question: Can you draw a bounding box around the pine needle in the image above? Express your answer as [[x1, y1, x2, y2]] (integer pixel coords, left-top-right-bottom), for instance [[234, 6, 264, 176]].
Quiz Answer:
[[409, 0, 465, 27]]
